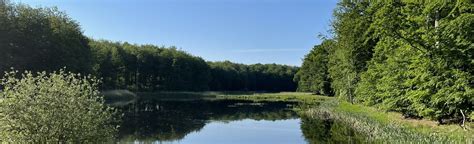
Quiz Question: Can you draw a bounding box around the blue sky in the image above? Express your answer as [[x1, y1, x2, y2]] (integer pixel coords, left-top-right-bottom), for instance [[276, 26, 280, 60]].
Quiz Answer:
[[16, 0, 337, 66]]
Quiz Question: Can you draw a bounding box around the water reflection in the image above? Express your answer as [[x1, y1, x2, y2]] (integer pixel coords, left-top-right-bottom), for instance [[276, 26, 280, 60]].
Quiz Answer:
[[300, 116, 367, 144], [179, 119, 306, 144], [108, 92, 372, 143], [112, 97, 298, 143]]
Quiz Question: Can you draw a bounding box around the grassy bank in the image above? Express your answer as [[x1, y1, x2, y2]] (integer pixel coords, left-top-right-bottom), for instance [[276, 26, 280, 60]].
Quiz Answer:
[[305, 99, 473, 143]]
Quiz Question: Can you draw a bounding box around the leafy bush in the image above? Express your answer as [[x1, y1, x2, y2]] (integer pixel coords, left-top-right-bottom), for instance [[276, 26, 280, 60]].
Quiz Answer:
[[0, 69, 118, 142]]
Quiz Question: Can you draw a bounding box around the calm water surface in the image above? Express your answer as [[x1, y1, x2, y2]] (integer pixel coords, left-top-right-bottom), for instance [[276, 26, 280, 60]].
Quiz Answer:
[[108, 93, 366, 143], [176, 119, 305, 144]]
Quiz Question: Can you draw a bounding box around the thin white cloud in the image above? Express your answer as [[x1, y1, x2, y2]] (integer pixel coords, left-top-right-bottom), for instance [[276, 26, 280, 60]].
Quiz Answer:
[[232, 48, 307, 53]]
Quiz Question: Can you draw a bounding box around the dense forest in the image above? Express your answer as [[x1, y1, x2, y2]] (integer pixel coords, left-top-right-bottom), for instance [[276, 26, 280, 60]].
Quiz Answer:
[[0, 1, 297, 92], [209, 61, 297, 91], [294, 1, 473, 121]]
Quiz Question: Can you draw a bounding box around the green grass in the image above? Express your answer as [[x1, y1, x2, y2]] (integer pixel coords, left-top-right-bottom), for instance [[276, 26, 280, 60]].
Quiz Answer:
[[332, 100, 473, 142]]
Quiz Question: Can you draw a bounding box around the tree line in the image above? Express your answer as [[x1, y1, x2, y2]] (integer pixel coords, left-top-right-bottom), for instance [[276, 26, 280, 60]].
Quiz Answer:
[[294, 1, 473, 121], [0, 1, 297, 92], [209, 61, 297, 91]]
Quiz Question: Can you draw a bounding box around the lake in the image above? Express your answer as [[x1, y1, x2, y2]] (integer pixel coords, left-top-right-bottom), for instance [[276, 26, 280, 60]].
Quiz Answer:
[[109, 93, 367, 143]]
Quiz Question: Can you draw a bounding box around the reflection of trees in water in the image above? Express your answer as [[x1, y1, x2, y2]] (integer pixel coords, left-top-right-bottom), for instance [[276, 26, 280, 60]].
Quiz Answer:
[[115, 98, 298, 142], [300, 116, 367, 144]]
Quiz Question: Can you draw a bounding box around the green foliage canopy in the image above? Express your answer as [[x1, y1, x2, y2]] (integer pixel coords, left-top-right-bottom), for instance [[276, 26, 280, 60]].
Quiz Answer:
[[0, 1, 92, 75], [296, 1, 473, 121], [294, 40, 334, 95], [89, 40, 211, 91], [209, 61, 298, 92]]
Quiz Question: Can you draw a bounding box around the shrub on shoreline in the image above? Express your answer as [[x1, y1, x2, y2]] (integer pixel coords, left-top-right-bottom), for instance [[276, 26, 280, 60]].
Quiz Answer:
[[0, 69, 118, 142]]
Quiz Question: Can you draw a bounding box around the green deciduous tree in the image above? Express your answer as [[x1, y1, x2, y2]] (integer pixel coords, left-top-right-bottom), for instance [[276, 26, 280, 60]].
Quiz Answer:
[[298, 1, 473, 121], [328, 1, 378, 102], [294, 40, 334, 95], [355, 1, 473, 121], [0, 1, 92, 76]]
